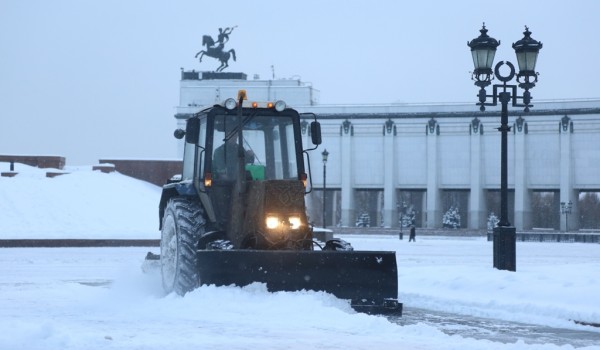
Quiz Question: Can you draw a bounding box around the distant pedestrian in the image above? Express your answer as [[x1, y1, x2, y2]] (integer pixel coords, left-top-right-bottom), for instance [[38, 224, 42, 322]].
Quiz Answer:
[[409, 225, 416, 242]]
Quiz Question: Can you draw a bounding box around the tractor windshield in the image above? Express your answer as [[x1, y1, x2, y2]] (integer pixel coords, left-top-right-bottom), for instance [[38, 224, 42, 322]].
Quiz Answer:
[[211, 114, 300, 181]]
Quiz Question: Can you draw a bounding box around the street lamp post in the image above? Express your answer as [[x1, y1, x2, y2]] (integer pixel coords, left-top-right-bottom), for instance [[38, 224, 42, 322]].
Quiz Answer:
[[322, 149, 329, 228], [560, 200, 573, 232], [468, 24, 542, 272]]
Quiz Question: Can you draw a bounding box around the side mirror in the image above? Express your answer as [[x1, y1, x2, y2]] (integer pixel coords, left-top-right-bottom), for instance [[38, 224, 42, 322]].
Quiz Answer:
[[174, 129, 185, 139], [185, 118, 200, 144], [310, 121, 322, 145]]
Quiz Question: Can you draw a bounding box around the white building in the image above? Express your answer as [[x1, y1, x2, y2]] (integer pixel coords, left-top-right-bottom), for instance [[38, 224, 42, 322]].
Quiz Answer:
[[176, 71, 600, 231]]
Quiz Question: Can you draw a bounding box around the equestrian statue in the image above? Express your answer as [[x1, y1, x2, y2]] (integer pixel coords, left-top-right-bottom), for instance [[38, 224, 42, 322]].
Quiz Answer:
[[195, 26, 237, 72]]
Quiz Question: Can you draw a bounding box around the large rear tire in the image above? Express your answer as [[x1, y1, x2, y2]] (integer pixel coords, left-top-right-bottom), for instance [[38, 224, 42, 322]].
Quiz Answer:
[[160, 197, 205, 295]]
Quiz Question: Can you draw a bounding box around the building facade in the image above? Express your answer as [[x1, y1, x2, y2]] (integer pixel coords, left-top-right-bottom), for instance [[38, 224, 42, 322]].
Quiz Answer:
[[176, 71, 600, 231]]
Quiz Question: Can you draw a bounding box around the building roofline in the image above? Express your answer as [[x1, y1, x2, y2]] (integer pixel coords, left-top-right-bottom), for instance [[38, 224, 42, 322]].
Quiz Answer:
[[299, 107, 600, 120], [175, 107, 600, 121]]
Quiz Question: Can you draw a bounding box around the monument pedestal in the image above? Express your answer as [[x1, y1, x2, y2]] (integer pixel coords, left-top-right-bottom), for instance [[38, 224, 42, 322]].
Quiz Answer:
[[181, 71, 247, 81]]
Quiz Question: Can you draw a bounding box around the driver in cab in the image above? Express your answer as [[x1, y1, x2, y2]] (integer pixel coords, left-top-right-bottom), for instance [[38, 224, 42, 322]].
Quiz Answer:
[[212, 132, 255, 180]]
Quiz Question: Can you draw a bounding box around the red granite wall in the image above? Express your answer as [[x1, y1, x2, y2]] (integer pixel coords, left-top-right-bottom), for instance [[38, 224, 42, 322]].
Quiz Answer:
[[0, 155, 66, 169], [1, 155, 182, 186], [99, 159, 182, 187]]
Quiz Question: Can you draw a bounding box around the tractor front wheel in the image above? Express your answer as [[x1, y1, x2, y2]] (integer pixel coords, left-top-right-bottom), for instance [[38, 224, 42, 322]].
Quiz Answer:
[[160, 197, 205, 295]]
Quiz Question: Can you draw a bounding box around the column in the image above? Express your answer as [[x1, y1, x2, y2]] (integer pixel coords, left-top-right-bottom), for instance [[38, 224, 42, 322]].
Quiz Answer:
[[340, 120, 355, 227], [469, 117, 487, 229], [426, 118, 441, 228], [559, 116, 579, 231], [513, 116, 532, 230], [332, 191, 340, 227], [383, 119, 397, 228]]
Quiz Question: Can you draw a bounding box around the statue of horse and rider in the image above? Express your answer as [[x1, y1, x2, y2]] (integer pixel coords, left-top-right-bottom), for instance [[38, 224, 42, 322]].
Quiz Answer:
[[195, 26, 237, 72]]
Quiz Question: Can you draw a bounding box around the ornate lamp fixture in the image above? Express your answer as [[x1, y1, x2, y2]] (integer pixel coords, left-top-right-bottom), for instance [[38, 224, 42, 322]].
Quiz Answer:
[[512, 27, 543, 90], [467, 24, 542, 272], [467, 23, 500, 87]]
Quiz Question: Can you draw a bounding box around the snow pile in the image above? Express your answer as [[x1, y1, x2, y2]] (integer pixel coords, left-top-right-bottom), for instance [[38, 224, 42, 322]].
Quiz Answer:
[[0, 162, 161, 238]]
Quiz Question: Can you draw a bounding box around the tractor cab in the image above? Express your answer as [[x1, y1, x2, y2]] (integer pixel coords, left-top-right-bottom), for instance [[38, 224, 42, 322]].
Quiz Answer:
[[174, 92, 321, 248]]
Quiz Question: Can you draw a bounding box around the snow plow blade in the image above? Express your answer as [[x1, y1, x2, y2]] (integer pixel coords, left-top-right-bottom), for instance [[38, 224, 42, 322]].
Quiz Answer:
[[196, 250, 401, 314]]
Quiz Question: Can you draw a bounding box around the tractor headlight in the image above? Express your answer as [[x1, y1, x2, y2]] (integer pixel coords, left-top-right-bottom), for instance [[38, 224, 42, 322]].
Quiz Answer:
[[224, 98, 237, 110], [288, 216, 302, 230], [274, 100, 286, 112], [265, 215, 303, 230], [265, 216, 280, 229]]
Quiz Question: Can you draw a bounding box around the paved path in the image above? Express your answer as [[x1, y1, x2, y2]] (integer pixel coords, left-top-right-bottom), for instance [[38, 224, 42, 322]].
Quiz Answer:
[[391, 307, 600, 347]]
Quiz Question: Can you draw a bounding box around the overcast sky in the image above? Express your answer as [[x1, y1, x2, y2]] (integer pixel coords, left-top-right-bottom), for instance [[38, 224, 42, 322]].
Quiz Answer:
[[1, 0, 599, 165]]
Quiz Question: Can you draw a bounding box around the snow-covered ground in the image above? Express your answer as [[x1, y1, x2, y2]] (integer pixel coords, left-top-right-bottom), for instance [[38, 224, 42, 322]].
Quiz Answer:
[[1, 163, 599, 349]]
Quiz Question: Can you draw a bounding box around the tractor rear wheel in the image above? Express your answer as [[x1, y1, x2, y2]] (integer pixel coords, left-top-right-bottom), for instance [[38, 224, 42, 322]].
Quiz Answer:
[[160, 197, 205, 295]]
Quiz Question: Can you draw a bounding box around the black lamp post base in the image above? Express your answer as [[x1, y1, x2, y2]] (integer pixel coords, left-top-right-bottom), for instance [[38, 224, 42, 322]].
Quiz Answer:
[[493, 226, 516, 271]]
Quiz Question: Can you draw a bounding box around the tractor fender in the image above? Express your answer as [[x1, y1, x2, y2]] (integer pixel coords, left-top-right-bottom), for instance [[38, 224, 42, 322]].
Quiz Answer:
[[158, 181, 196, 230]]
